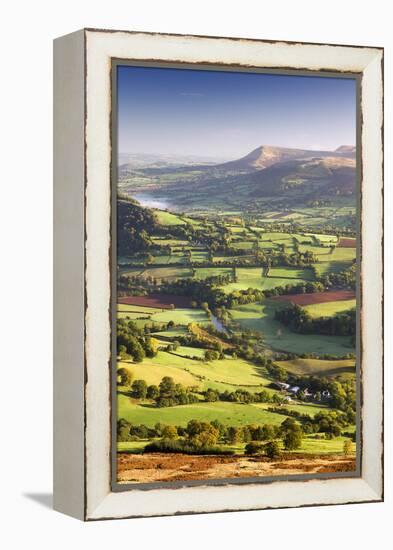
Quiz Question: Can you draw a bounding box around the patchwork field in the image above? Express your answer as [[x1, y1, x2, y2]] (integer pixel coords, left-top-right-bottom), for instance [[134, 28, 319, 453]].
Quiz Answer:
[[116, 193, 358, 481]]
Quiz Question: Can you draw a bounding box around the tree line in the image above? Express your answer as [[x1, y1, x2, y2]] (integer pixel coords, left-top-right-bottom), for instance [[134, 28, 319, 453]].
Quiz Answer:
[[274, 303, 356, 337], [117, 416, 304, 456]]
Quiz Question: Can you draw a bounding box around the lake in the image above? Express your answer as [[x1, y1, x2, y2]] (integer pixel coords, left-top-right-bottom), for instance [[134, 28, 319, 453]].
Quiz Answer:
[[132, 193, 171, 211]]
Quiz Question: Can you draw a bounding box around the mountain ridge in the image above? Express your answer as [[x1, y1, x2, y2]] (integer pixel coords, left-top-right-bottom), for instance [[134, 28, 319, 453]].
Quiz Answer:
[[216, 144, 356, 171]]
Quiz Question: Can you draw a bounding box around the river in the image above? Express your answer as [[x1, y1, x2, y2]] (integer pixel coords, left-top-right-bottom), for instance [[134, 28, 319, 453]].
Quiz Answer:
[[210, 314, 230, 336]]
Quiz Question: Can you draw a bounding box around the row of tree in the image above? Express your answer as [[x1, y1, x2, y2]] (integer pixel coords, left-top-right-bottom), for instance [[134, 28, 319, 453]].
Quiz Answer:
[[274, 303, 356, 337], [117, 417, 304, 454]]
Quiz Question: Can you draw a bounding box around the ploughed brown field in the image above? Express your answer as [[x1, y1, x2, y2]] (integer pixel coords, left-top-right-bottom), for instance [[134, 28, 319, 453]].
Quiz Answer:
[[338, 238, 356, 248], [272, 290, 355, 306], [117, 453, 356, 483], [118, 293, 192, 309]]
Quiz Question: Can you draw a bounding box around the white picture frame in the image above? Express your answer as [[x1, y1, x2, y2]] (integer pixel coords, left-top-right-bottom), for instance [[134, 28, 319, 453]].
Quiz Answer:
[[53, 28, 383, 521]]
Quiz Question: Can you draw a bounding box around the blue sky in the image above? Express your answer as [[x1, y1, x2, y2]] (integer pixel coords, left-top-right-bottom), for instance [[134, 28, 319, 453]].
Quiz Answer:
[[117, 65, 357, 159]]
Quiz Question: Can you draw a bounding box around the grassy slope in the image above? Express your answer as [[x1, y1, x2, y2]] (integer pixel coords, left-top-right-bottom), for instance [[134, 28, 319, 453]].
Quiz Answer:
[[154, 209, 186, 226], [117, 396, 288, 427], [117, 357, 198, 386], [118, 352, 275, 393], [178, 357, 273, 387]]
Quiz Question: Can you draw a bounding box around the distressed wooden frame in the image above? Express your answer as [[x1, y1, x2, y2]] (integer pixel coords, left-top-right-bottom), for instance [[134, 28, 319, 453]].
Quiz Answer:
[[53, 28, 384, 521]]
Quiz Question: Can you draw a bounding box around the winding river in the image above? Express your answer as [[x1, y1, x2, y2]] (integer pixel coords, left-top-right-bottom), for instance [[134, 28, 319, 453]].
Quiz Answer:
[[210, 314, 230, 336]]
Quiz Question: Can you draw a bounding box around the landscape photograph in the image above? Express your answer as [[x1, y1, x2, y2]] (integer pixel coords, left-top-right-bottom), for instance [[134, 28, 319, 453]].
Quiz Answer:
[[114, 65, 358, 485]]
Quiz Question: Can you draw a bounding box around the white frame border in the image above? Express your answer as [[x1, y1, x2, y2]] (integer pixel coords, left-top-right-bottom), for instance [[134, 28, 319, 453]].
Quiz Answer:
[[84, 30, 383, 520]]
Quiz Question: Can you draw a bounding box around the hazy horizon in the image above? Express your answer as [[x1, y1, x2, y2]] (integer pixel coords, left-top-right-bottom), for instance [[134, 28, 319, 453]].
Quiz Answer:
[[118, 66, 357, 158]]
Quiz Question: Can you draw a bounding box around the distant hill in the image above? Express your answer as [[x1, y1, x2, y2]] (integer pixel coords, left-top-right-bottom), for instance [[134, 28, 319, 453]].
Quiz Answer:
[[334, 145, 356, 157], [118, 152, 230, 173], [119, 144, 356, 179], [216, 144, 356, 171], [119, 144, 357, 212], [243, 155, 356, 198]]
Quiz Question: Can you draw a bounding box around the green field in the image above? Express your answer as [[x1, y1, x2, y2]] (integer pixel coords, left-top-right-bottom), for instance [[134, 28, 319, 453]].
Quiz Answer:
[[224, 267, 314, 293], [213, 254, 255, 263], [314, 261, 353, 277], [231, 240, 254, 250], [118, 351, 275, 393], [117, 306, 209, 327], [299, 436, 356, 455], [275, 358, 356, 376], [119, 266, 190, 279], [256, 241, 278, 250], [171, 345, 207, 359], [195, 267, 233, 279], [318, 247, 356, 263], [118, 356, 199, 387], [151, 253, 188, 265], [150, 308, 209, 325], [154, 209, 186, 226], [117, 310, 152, 320], [304, 299, 355, 318], [151, 237, 190, 247], [191, 250, 210, 262], [259, 231, 293, 241], [230, 301, 354, 355], [253, 402, 330, 417], [292, 233, 314, 244], [117, 440, 148, 453], [308, 233, 338, 244], [118, 256, 146, 266], [118, 396, 289, 427], [228, 225, 247, 234], [178, 357, 273, 388]]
